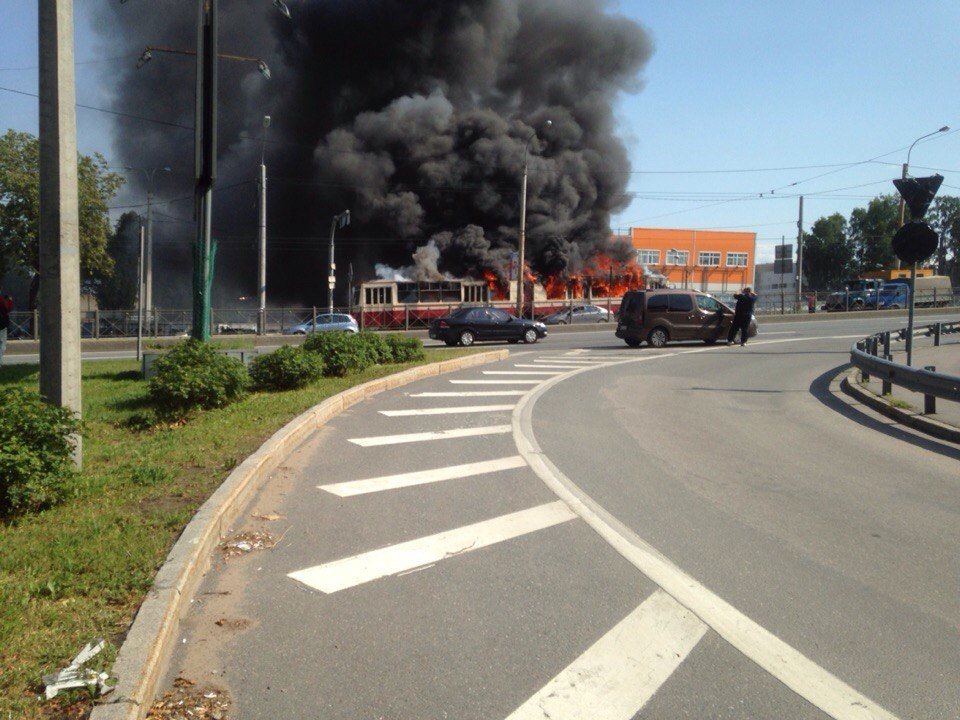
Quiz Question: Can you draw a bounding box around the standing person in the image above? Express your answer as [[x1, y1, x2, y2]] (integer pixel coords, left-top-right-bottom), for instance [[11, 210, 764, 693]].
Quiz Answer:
[[0, 292, 12, 365], [727, 286, 756, 346]]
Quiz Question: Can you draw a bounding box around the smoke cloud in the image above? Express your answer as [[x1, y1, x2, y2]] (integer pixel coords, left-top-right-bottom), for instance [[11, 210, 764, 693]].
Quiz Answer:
[[94, 0, 652, 306]]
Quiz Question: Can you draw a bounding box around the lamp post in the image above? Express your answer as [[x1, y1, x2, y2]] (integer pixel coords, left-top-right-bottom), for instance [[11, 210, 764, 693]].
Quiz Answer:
[[257, 115, 270, 334], [517, 120, 550, 317], [329, 210, 351, 315], [126, 0, 290, 340]]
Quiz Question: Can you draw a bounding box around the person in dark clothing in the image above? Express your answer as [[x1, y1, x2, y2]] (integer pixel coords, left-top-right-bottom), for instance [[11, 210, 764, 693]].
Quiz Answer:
[[727, 286, 756, 346]]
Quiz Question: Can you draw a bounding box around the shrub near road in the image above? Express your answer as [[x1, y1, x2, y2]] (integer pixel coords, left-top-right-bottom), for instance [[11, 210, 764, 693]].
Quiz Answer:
[[0, 341, 477, 720]]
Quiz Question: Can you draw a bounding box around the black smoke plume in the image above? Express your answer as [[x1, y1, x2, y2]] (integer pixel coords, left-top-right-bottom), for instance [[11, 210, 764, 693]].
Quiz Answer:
[[94, 0, 652, 306]]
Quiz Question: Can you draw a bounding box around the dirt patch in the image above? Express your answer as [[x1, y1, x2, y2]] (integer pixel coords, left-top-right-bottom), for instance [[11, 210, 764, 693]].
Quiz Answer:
[[219, 531, 281, 558], [213, 617, 252, 632]]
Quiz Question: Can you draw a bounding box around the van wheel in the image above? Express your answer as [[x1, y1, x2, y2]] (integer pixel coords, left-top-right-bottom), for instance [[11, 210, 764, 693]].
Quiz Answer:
[[647, 327, 669, 348], [625, 338, 641, 348]]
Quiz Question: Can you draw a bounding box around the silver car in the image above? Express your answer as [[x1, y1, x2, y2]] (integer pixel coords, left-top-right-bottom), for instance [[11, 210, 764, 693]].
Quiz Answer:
[[541, 304, 612, 325], [285, 313, 359, 335]]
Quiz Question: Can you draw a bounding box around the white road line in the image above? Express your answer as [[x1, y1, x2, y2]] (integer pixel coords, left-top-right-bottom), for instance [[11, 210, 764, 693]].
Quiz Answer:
[[512, 364, 580, 369], [513, 359, 902, 720], [319, 456, 527, 497], [483, 370, 564, 376], [535, 357, 611, 363], [450, 380, 542, 385], [349, 425, 511, 447], [288, 501, 576, 593], [411, 391, 528, 398], [506, 589, 707, 720], [380, 404, 515, 417]]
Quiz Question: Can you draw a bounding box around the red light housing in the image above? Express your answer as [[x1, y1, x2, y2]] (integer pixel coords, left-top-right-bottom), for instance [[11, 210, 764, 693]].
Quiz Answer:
[[439, 320, 449, 329]]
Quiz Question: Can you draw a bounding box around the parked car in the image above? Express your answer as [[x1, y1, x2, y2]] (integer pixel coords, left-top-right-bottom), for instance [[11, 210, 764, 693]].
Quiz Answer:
[[429, 306, 547, 346], [540, 304, 612, 325], [284, 313, 359, 335], [615, 288, 757, 348]]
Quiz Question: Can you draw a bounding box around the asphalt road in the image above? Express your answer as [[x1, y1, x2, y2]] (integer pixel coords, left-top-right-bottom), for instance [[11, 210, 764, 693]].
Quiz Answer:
[[162, 313, 959, 719]]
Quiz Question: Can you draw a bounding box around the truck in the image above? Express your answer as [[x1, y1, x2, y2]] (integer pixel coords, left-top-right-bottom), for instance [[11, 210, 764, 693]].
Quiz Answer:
[[823, 278, 884, 311], [871, 275, 954, 309]]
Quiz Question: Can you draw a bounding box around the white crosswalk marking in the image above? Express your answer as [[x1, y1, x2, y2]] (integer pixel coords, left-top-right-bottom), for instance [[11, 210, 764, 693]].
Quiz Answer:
[[483, 370, 564, 376], [450, 380, 542, 385], [379, 404, 515, 417], [319, 456, 527, 497], [410, 391, 528, 397], [512, 364, 581, 369], [288, 501, 576, 593], [348, 425, 511, 447], [506, 589, 707, 720]]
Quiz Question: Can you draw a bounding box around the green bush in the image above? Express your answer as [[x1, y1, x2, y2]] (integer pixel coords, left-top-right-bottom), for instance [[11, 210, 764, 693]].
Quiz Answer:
[[383, 334, 425, 363], [302, 331, 376, 377], [355, 332, 392, 364], [148, 340, 249, 418], [249, 345, 325, 391], [0, 389, 82, 515]]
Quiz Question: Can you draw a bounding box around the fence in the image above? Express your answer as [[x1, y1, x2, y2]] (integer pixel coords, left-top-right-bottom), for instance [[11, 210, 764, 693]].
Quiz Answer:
[[6, 286, 958, 339], [753, 287, 960, 315], [850, 320, 960, 413]]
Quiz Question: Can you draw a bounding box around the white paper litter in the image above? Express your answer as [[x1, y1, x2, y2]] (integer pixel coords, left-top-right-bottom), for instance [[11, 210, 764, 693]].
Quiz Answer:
[[42, 639, 113, 700]]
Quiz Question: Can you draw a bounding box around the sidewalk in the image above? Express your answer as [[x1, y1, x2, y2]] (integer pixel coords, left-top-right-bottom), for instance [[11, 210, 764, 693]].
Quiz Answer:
[[858, 333, 960, 428]]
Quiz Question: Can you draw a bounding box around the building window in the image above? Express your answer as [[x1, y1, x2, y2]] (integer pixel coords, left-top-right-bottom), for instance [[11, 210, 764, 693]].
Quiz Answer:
[[637, 249, 660, 265], [698, 251, 721, 266], [665, 249, 689, 266], [727, 252, 748, 267]]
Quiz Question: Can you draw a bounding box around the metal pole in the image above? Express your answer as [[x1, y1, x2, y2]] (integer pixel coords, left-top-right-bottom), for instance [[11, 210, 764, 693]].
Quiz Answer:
[[906, 262, 918, 366], [328, 217, 337, 315], [796, 195, 803, 310], [145, 186, 154, 316], [137, 224, 145, 362], [257, 161, 266, 333], [39, 0, 82, 466], [780, 235, 785, 315], [516, 150, 528, 317]]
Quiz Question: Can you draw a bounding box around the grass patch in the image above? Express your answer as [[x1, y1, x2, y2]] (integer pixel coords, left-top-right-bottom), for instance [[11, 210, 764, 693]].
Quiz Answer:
[[883, 394, 915, 410], [0, 347, 479, 718]]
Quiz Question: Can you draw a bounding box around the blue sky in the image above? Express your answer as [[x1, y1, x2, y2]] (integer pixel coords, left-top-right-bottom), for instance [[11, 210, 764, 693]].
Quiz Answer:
[[2, 1, 959, 262]]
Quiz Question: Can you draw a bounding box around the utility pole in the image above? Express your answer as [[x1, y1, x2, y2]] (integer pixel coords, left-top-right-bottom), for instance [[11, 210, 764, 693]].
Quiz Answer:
[[137, 224, 145, 362], [257, 115, 270, 334], [517, 152, 529, 316], [780, 235, 785, 315], [192, 0, 218, 341], [796, 195, 804, 311], [328, 210, 350, 315], [39, 0, 82, 466]]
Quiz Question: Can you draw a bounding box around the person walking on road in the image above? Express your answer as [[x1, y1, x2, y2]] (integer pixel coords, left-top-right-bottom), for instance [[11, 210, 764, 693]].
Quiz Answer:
[[0, 292, 12, 365], [727, 286, 756, 346]]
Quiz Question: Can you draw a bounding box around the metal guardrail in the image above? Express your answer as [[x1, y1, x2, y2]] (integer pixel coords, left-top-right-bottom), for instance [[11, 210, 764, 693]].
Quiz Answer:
[[850, 321, 960, 407]]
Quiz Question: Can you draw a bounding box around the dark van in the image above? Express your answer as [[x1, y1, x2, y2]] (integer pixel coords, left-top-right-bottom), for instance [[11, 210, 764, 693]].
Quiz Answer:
[[615, 289, 757, 348]]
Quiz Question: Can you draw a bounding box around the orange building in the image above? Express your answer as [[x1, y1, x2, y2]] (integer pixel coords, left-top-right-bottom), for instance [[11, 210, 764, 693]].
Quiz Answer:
[[630, 227, 756, 294]]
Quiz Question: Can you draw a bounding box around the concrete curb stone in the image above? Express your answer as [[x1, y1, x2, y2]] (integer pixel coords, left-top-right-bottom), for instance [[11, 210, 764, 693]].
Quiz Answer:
[[838, 367, 960, 444], [89, 349, 508, 720]]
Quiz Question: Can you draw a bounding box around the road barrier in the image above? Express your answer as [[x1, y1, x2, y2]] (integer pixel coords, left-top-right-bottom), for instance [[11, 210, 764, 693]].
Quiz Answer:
[[850, 321, 960, 411]]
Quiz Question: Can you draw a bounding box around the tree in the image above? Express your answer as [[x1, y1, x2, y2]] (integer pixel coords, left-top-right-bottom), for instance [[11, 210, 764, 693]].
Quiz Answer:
[[928, 195, 960, 281], [95, 212, 142, 310], [0, 129, 123, 308], [847, 195, 900, 273], [801, 213, 854, 290]]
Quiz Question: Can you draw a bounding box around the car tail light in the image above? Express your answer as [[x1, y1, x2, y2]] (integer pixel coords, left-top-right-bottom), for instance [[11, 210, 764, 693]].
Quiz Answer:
[[438, 320, 449, 329]]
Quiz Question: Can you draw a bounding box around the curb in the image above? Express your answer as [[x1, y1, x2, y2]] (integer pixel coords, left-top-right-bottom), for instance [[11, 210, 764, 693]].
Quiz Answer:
[[838, 368, 960, 444], [89, 350, 509, 720]]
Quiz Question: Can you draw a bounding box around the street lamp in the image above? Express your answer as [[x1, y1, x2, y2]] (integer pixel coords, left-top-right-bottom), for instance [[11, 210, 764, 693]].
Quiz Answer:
[[124, 165, 171, 319], [258, 115, 270, 334], [124, 0, 290, 340], [898, 125, 949, 228], [517, 119, 551, 318], [329, 210, 351, 315]]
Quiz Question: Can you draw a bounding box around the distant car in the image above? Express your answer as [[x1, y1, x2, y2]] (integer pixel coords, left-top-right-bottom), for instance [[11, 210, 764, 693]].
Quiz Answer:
[[541, 304, 612, 325], [429, 306, 547, 346], [285, 313, 359, 335]]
